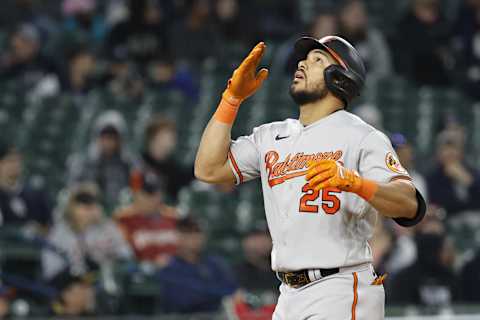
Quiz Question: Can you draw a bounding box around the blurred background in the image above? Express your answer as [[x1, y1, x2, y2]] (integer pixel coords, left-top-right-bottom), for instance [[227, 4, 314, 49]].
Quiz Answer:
[[0, 0, 479, 319]]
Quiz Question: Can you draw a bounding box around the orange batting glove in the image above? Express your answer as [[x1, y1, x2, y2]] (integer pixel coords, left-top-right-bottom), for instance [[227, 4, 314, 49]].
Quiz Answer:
[[306, 160, 378, 201], [214, 42, 269, 124]]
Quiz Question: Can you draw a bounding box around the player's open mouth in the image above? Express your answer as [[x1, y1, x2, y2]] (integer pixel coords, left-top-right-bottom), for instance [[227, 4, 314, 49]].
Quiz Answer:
[[294, 70, 305, 80]]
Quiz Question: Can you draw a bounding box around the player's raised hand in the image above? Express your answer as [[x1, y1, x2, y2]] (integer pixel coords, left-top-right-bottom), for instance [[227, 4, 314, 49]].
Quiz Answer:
[[224, 42, 269, 102], [212, 42, 269, 124], [306, 160, 362, 192]]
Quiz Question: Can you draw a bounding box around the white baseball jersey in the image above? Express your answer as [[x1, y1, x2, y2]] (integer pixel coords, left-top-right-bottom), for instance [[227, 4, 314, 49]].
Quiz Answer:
[[228, 110, 410, 271]]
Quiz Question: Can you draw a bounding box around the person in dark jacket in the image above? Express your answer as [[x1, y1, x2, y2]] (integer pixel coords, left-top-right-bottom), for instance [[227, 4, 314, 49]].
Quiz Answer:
[[337, 0, 393, 82], [157, 216, 238, 314], [387, 232, 459, 307], [391, 0, 453, 86], [427, 129, 480, 216], [139, 116, 194, 203], [0, 140, 52, 229], [0, 24, 59, 88], [451, 0, 480, 99], [106, 0, 171, 73], [49, 269, 95, 316], [460, 247, 480, 302], [235, 223, 279, 298], [169, 0, 221, 64]]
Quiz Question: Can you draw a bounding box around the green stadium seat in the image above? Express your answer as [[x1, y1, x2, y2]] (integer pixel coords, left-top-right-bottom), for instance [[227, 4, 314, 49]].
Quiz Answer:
[[0, 227, 43, 280]]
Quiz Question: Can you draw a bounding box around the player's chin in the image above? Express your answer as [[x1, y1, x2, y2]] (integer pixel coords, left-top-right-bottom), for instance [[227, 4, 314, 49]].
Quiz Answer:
[[290, 81, 304, 93], [289, 85, 309, 105]]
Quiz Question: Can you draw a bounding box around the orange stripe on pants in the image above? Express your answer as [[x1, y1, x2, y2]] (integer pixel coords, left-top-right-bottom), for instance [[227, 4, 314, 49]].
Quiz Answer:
[[352, 272, 358, 320]]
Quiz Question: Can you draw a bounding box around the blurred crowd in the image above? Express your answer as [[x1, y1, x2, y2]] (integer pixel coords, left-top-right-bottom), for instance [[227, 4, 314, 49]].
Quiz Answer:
[[0, 0, 479, 318], [0, 112, 280, 318], [1, 0, 480, 101]]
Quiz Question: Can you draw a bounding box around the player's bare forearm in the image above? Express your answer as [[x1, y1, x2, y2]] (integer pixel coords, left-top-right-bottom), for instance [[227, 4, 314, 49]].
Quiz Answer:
[[368, 180, 417, 219], [195, 42, 268, 185], [194, 118, 235, 184]]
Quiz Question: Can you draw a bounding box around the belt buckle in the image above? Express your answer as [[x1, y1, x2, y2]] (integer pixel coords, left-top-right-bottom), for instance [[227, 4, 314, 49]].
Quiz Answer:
[[284, 271, 308, 288]]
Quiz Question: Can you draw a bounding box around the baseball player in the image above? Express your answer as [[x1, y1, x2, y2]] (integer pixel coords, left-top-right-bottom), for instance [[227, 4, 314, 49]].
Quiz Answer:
[[194, 37, 426, 319]]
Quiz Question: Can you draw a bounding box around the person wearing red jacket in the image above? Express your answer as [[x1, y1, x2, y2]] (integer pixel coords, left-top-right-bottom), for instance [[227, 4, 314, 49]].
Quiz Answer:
[[115, 171, 178, 267]]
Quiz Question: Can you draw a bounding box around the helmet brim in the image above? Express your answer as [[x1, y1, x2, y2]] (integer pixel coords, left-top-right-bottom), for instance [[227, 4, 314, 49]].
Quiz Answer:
[[293, 37, 332, 65]]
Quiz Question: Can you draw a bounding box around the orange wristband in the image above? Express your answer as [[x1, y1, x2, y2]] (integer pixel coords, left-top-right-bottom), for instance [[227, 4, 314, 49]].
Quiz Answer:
[[213, 91, 242, 124], [356, 179, 378, 201]]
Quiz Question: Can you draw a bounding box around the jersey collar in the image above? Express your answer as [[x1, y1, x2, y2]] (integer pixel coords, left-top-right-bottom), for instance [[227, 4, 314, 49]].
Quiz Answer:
[[298, 109, 346, 131]]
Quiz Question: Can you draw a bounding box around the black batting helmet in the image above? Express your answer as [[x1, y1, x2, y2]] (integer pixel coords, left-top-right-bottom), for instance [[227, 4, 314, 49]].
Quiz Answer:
[[293, 35, 366, 106]]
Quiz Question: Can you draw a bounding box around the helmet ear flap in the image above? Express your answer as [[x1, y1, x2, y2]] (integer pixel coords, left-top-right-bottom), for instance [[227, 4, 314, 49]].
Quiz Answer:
[[324, 65, 363, 107]]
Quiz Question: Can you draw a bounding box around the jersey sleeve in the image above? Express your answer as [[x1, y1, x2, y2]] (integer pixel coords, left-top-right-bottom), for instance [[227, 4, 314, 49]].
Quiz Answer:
[[358, 130, 426, 227], [358, 130, 411, 183], [228, 132, 261, 185]]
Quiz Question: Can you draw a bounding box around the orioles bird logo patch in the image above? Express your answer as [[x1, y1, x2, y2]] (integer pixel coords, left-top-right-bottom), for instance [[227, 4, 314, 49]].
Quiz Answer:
[[385, 152, 407, 174]]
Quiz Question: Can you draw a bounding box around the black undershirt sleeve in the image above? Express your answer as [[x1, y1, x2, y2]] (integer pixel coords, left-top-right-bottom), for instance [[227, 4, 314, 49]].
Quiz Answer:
[[393, 188, 427, 227]]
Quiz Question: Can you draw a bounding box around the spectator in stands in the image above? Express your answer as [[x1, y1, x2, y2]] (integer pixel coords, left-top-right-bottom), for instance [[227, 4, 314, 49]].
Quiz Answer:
[[388, 232, 459, 307], [42, 183, 132, 280], [0, 0, 59, 35], [452, 0, 480, 99], [337, 0, 392, 82], [460, 246, 480, 301], [427, 129, 480, 216], [252, 0, 299, 41], [105, 52, 145, 99], [419, 205, 447, 231], [213, 0, 258, 48], [68, 110, 135, 210], [391, 133, 428, 201], [62, 47, 98, 96], [170, 0, 220, 64], [376, 206, 444, 280], [140, 116, 194, 202], [381, 191, 446, 279], [106, 0, 171, 73], [275, 9, 338, 75], [352, 102, 384, 130], [0, 24, 59, 92], [383, 221, 417, 277], [49, 270, 95, 316], [381, 173, 445, 279], [60, 0, 107, 50], [103, 0, 130, 27], [146, 54, 199, 100], [0, 286, 11, 318], [0, 140, 52, 230], [114, 171, 178, 266], [157, 216, 237, 314], [235, 223, 279, 297], [310, 10, 338, 39], [369, 218, 394, 275], [392, 0, 453, 86]]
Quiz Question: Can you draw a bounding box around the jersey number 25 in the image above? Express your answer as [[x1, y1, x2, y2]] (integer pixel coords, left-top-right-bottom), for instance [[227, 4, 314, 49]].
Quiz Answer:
[[299, 183, 341, 214]]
